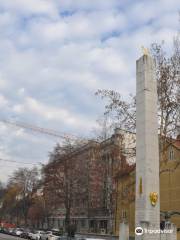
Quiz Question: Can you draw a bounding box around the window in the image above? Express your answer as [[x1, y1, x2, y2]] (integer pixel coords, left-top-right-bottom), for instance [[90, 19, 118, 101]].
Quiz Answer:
[[89, 220, 95, 228], [100, 220, 107, 229], [169, 147, 174, 161], [122, 210, 127, 219], [81, 219, 85, 227]]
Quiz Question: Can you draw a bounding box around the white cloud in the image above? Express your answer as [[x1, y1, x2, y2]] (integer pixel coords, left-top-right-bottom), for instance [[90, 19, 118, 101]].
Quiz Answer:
[[0, 94, 8, 107], [13, 104, 24, 113], [18, 87, 25, 96], [55, 0, 129, 11], [89, 47, 127, 75], [12, 97, 96, 130], [26, 10, 126, 45], [1, 0, 58, 17], [0, 77, 7, 89], [0, 0, 179, 182]]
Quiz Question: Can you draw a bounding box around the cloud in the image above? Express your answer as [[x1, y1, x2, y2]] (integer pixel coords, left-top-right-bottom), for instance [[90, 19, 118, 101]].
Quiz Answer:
[[0, 77, 8, 89], [12, 96, 96, 133], [0, 95, 8, 107], [17, 87, 25, 96], [0, 0, 58, 17], [55, 0, 129, 12], [0, 0, 179, 182]]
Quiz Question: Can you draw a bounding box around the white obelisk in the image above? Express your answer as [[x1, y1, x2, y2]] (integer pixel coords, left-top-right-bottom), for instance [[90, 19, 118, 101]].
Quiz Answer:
[[135, 53, 160, 240]]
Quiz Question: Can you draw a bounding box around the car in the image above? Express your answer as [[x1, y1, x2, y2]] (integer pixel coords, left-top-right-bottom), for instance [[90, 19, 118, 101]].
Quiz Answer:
[[0, 227, 6, 234], [48, 231, 63, 240], [7, 228, 14, 235], [10, 228, 22, 236], [2, 228, 9, 234], [28, 230, 36, 239], [10, 228, 17, 236], [31, 230, 46, 240], [40, 231, 53, 240], [14, 228, 24, 237], [20, 229, 31, 239]]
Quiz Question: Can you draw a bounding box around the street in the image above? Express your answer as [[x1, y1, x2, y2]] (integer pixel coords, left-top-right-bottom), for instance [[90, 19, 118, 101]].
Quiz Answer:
[[0, 233, 24, 240]]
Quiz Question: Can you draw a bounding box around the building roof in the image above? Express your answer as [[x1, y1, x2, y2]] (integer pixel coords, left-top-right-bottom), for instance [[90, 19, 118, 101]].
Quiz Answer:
[[173, 138, 180, 149]]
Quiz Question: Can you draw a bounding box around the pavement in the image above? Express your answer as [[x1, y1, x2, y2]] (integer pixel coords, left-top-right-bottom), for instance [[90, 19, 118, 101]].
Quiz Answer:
[[0, 233, 24, 240], [76, 234, 118, 240]]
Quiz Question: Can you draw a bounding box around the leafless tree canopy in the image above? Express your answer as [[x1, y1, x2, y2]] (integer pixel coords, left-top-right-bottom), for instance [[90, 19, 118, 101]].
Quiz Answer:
[[1, 167, 40, 225], [96, 35, 180, 141]]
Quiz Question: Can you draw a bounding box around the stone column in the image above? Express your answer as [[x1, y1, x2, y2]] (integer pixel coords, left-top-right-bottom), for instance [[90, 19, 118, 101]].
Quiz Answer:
[[135, 54, 160, 240]]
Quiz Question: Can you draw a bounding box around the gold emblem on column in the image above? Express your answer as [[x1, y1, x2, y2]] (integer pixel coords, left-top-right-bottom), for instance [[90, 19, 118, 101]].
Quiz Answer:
[[149, 192, 158, 206], [139, 177, 142, 195]]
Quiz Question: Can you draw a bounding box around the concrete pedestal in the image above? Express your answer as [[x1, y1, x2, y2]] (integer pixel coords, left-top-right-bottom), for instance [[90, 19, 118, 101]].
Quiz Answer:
[[119, 222, 129, 240], [160, 223, 177, 240]]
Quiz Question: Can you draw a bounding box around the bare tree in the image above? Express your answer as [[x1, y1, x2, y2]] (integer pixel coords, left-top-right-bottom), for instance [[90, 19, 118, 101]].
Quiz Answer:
[[27, 196, 46, 228], [151, 39, 179, 137], [95, 90, 136, 133], [2, 167, 40, 225], [96, 35, 180, 158], [42, 141, 87, 234]]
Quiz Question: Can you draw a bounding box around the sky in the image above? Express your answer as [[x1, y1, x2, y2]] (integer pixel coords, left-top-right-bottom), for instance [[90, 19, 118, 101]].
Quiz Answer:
[[0, 0, 179, 182]]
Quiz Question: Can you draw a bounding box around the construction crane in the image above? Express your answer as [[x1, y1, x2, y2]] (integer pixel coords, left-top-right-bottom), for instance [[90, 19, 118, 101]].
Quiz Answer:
[[0, 157, 40, 165], [0, 119, 87, 143]]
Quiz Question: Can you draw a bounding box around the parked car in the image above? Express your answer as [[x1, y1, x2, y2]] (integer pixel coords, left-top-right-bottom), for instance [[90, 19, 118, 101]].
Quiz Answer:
[[1, 228, 9, 234], [10, 228, 18, 236], [28, 230, 36, 239], [14, 228, 24, 237], [48, 231, 63, 240], [31, 230, 46, 240], [7, 228, 14, 235], [20, 229, 31, 239], [40, 231, 53, 240], [0, 227, 6, 233]]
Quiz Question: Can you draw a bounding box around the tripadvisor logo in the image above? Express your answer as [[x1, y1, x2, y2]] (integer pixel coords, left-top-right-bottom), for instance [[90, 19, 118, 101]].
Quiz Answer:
[[135, 227, 144, 236]]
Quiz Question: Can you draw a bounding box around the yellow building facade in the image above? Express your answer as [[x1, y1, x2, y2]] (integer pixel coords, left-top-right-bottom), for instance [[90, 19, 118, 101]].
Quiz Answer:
[[114, 137, 180, 239]]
